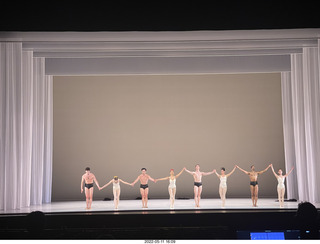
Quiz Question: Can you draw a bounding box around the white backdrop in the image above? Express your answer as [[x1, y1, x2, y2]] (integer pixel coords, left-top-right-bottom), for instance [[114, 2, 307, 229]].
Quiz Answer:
[[0, 43, 53, 210]]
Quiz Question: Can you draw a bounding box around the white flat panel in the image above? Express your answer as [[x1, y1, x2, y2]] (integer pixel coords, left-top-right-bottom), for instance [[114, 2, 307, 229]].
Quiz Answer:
[[46, 55, 290, 75]]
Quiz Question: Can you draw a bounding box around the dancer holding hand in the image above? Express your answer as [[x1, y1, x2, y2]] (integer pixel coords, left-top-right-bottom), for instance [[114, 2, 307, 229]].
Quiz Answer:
[[99, 176, 131, 209], [237, 164, 271, 207], [185, 164, 215, 208], [155, 168, 185, 209], [214, 165, 237, 207], [131, 168, 156, 208]]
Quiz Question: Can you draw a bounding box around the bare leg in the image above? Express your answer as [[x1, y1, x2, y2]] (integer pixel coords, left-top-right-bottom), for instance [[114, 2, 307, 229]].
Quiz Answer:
[[281, 188, 285, 207], [113, 188, 120, 209], [194, 186, 199, 207], [168, 187, 176, 208], [219, 187, 227, 207], [168, 187, 173, 208], [85, 187, 90, 209], [171, 187, 176, 208], [144, 188, 149, 208], [278, 187, 285, 207], [254, 185, 259, 207], [88, 187, 94, 209], [140, 188, 144, 208], [277, 187, 281, 207], [250, 185, 254, 207], [197, 186, 202, 207], [140, 188, 145, 208]]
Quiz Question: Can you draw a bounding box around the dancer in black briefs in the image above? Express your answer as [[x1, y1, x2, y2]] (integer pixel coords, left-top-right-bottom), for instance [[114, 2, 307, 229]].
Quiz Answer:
[[185, 164, 215, 208], [80, 167, 101, 210], [131, 168, 156, 208], [236, 164, 271, 207]]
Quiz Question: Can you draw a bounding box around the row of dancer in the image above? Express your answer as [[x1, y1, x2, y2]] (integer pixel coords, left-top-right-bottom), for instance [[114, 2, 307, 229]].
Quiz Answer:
[[80, 163, 294, 210]]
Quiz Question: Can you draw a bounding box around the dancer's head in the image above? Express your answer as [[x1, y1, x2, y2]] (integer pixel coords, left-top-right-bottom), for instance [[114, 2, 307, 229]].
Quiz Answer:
[[85, 167, 90, 173], [195, 164, 200, 170], [278, 169, 283, 175], [221, 167, 226, 174], [170, 169, 174, 176], [251, 165, 255, 171], [141, 168, 147, 174], [114, 176, 118, 181]]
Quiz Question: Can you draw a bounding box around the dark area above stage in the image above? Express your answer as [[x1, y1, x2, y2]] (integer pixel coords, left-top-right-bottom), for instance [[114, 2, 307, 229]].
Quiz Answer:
[[1, 2, 320, 31]]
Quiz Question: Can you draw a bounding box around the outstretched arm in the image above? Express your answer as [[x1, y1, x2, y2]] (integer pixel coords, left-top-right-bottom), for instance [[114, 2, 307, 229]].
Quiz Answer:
[[175, 167, 186, 179], [258, 164, 271, 175], [284, 166, 294, 177], [270, 164, 278, 178], [226, 166, 237, 177], [119, 179, 131, 186], [236, 165, 249, 175], [155, 176, 169, 183], [202, 169, 215, 176], [131, 175, 140, 186], [100, 179, 113, 190]]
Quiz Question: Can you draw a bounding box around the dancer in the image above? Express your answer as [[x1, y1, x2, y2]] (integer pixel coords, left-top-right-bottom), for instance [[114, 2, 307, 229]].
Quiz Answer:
[[99, 176, 131, 209], [80, 167, 101, 210], [185, 164, 215, 208], [155, 168, 185, 209], [214, 165, 237, 207], [236, 164, 271, 207], [270, 164, 294, 208], [131, 168, 156, 208]]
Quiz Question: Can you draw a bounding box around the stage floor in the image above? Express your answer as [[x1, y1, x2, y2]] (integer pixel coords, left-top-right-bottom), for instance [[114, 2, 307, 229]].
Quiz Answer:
[[2, 198, 319, 215]]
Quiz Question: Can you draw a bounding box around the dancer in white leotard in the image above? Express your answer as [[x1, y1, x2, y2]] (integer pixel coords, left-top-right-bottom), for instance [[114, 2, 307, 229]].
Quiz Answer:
[[99, 176, 131, 209], [270, 164, 294, 208], [155, 168, 185, 209], [214, 165, 237, 207]]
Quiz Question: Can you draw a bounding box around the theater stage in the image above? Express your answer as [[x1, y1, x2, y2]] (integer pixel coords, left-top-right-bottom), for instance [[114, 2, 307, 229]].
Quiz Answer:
[[0, 198, 309, 214], [1, 199, 319, 239]]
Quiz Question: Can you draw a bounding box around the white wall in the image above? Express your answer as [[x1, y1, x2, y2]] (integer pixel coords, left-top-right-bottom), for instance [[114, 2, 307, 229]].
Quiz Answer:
[[52, 73, 285, 201]]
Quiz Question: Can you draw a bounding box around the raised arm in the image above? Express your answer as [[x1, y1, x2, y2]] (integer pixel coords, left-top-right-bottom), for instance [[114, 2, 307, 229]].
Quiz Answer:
[[214, 169, 220, 178], [119, 179, 131, 186], [202, 169, 215, 176], [185, 168, 194, 175], [226, 166, 237, 177], [131, 175, 140, 186], [81, 175, 85, 193], [284, 166, 294, 177], [100, 179, 113, 190], [175, 167, 186, 179], [257, 164, 271, 175], [236, 165, 249, 175], [270, 164, 278, 178]]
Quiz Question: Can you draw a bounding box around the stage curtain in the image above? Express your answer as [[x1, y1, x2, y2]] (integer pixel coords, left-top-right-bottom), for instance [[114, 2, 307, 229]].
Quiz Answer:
[[0, 43, 52, 210], [281, 46, 320, 203]]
